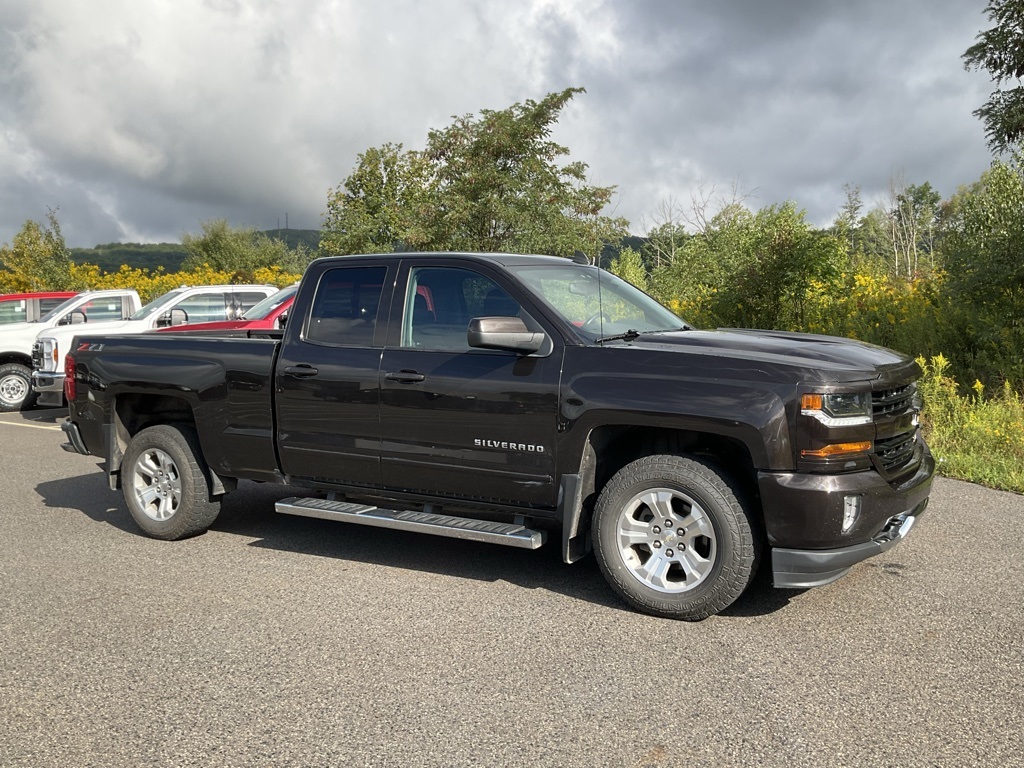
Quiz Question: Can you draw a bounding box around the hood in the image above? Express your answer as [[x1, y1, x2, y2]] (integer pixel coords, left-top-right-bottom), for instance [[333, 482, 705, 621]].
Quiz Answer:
[[620, 328, 916, 382], [0, 321, 39, 335], [40, 319, 136, 346], [1, 321, 50, 351]]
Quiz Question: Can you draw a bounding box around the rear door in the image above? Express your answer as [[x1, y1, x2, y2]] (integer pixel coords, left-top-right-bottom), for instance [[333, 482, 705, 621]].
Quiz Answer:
[[378, 259, 562, 508], [275, 263, 392, 488]]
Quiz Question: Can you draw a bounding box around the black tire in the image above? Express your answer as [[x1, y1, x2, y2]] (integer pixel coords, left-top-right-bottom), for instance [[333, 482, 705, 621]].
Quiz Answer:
[[0, 362, 37, 412], [121, 424, 221, 540], [592, 454, 760, 620]]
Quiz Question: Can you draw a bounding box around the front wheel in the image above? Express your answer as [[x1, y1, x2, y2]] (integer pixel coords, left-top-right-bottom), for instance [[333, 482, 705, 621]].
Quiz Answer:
[[122, 424, 221, 540], [592, 455, 759, 620], [0, 363, 36, 412]]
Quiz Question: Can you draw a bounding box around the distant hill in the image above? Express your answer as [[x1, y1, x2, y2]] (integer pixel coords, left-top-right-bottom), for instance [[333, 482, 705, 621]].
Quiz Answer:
[[71, 229, 321, 273]]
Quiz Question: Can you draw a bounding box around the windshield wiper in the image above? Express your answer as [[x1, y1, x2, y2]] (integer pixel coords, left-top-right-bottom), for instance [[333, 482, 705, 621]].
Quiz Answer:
[[596, 326, 691, 344], [596, 329, 642, 343]]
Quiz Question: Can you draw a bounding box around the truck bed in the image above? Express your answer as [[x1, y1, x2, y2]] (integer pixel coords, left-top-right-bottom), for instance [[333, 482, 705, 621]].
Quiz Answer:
[[69, 333, 282, 483]]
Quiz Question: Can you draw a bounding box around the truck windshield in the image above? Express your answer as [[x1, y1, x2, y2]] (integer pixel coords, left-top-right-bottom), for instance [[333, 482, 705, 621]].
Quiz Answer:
[[129, 288, 189, 320], [240, 284, 298, 319], [508, 264, 690, 340], [37, 295, 84, 324]]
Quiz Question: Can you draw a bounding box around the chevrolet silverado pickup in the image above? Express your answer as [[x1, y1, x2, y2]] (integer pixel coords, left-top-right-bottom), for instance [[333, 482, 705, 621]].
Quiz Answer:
[[59, 252, 935, 620]]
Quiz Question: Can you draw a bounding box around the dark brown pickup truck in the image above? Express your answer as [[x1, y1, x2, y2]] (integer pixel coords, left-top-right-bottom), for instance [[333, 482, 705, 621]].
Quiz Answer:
[[60, 252, 935, 619]]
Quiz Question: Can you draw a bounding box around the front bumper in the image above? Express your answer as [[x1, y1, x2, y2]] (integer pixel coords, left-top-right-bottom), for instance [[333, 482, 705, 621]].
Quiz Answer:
[[32, 371, 65, 407], [32, 370, 64, 394], [772, 503, 926, 588], [759, 445, 935, 589]]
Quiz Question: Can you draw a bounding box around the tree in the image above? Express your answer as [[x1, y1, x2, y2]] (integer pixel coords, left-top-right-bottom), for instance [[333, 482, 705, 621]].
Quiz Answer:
[[609, 247, 648, 290], [640, 197, 689, 269], [650, 202, 845, 331], [963, 0, 1024, 152], [319, 143, 430, 255], [888, 177, 942, 276], [942, 153, 1024, 382], [0, 210, 78, 291], [182, 219, 312, 279], [321, 88, 629, 259], [712, 203, 846, 330], [832, 183, 862, 257]]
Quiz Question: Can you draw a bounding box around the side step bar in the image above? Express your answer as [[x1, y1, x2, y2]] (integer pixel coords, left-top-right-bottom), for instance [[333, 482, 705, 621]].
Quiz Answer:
[[275, 497, 546, 549]]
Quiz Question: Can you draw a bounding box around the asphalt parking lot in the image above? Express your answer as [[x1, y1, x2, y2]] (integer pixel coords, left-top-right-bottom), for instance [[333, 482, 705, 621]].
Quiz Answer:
[[1, 408, 1022, 768]]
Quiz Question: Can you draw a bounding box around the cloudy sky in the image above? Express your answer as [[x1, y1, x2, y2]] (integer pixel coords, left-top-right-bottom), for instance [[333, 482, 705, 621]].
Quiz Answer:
[[0, 0, 998, 248]]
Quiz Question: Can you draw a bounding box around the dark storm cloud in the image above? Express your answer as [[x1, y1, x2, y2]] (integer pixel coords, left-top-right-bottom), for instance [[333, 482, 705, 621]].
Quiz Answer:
[[0, 0, 997, 248], [552, 0, 993, 226]]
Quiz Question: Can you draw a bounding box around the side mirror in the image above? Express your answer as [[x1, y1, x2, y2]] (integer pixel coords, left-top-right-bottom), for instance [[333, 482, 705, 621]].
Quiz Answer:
[[277, 312, 288, 329], [468, 316, 545, 354], [157, 308, 190, 328], [59, 310, 88, 326]]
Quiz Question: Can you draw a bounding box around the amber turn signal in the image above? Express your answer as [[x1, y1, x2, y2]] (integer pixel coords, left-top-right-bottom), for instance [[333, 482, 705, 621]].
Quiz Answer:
[[800, 441, 872, 458], [801, 393, 824, 411]]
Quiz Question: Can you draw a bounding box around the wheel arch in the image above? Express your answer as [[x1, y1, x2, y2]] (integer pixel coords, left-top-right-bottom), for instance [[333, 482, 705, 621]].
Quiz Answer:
[[109, 393, 236, 497], [0, 352, 32, 367], [561, 424, 762, 563]]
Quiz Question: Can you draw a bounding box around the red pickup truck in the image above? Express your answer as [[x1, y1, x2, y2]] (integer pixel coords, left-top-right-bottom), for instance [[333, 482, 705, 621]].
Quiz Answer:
[[0, 291, 77, 325]]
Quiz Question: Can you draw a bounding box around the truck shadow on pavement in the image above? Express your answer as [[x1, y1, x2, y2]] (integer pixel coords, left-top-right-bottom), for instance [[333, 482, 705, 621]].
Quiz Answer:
[[36, 474, 805, 619], [36, 467, 140, 534]]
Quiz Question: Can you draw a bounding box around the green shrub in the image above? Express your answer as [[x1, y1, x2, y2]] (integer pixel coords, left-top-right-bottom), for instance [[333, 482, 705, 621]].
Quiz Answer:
[[917, 354, 1024, 492]]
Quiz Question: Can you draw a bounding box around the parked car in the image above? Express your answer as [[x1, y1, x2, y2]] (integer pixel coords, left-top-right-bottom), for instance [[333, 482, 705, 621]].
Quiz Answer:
[[32, 283, 277, 406], [0, 291, 77, 326], [58, 252, 934, 620], [154, 284, 297, 334], [0, 289, 141, 412]]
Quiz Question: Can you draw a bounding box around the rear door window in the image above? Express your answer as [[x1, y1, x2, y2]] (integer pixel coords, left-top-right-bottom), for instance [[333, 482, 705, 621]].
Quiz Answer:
[[305, 266, 387, 346]]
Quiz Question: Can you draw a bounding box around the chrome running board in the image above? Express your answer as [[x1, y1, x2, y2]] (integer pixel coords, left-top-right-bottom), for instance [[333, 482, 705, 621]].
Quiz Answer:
[[275, 497, 545, 549]]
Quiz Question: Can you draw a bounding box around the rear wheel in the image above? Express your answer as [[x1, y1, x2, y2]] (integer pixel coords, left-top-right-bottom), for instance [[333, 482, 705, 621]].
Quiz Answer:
[[122, 424, 221, 540], [592, 454, 759, 620], [0, 363, 36, 412]]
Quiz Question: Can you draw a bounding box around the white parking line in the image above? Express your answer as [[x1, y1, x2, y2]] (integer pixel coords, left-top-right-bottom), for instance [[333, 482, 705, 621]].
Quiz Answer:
[[0, 420, 62, 431]]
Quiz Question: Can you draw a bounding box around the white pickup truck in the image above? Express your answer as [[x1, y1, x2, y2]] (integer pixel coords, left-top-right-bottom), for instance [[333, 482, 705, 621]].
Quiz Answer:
[[0, 289, 142, 412], [32, 283, 277, 407]]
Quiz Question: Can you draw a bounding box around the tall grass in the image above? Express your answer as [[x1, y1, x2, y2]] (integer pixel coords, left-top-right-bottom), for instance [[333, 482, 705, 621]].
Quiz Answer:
[[917, 355, 1024, 493]]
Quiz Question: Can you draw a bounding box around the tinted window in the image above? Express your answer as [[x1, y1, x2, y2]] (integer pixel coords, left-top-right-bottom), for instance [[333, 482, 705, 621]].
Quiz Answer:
[[402, 267, 523, 352], [305, 266, 387, 346]]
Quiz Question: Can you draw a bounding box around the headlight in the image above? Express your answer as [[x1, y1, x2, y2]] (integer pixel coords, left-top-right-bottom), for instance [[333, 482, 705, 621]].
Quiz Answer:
[[41, 339, 59, 371], [801, 392, 872, 427]]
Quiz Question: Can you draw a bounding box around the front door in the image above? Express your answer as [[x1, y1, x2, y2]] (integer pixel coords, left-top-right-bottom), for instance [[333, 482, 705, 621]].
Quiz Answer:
[[379, 263, 562, 508], [275, 263, 391, 488]]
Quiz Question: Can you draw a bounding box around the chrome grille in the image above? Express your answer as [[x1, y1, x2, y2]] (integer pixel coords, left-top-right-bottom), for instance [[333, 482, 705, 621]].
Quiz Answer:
[[875, 431, 917, 473], [873, 383, 915, 418]]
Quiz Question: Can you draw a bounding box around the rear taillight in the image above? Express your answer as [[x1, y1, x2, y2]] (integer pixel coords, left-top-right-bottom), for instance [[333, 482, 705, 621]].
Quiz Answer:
[[64, 354, 75, 401]]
